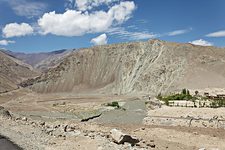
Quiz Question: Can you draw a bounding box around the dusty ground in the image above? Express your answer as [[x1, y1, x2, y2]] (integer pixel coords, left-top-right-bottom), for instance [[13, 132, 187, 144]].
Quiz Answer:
[[146, 106, 225, 119], [0, 89, 225, 150]]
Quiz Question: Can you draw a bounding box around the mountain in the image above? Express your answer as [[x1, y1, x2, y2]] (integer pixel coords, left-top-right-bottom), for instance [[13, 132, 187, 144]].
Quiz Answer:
[[1, 49, 73, 72], [21, 39, 225, 95], [0, 51, 38, 93]]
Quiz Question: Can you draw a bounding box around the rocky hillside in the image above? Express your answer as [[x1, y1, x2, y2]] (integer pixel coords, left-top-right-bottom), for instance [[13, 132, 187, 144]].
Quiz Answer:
[[2, 49, 73, 72], [0, 51, 38, 93], [24, 40, 225, 95]]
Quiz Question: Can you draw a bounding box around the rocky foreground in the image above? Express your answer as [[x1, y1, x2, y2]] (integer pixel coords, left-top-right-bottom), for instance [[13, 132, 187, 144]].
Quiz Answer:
[[0, 107, 154, 150], [1, 106, 225, 150]]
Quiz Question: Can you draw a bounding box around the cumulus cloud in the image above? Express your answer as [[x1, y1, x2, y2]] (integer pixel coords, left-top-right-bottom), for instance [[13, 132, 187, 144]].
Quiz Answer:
[[2, 23, 34, 38], [65, 0, 75, 10], [0, 40, 15, 46], [66, 0, 120, 11], [108, 1, 135, 24], [1, 0, 47, 18], [107, 27, 158, 40], [206, 30, 225, 37], [168, 28, 192, 36], [189, 39, 213, 46], [91, 33, 108, 45], [38, 1, 135, 36]]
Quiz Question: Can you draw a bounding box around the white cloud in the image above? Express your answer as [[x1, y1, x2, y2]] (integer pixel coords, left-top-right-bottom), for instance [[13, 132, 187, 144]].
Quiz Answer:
[[91, 33, 108, 45], [107, 27, 158, 40], [0, 40, 15, 46], [66, 0, 120, 11], [189, 39, 213, 46], [1, 0, 47, 18], [107, 27, 191, 41], [206, 30, 225, 37], [127, 25, 138, 29], [168, 28, 192, 36], [65, 0, 75, 10], [2, 23, 34, 38], [108, 1, 135, 24], [38, 1, 135, 36]]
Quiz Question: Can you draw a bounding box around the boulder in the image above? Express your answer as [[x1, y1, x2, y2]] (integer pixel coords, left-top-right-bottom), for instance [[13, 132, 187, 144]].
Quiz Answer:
[[39, 121, 45, 126], [147, 142, 156, 148], [64, 125, 76, 132], [110, 129, 139, 144], [22, 117, 27, 121]]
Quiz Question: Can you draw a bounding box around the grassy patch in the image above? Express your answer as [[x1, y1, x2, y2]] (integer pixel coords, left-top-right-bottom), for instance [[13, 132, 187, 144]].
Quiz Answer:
[[106, 101, 126, 110], [158, 89, 194, 106], [107, 101, 120, 108]]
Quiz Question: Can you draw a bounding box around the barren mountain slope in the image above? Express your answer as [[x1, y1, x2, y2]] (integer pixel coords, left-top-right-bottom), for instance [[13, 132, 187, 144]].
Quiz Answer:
[[0, 51, 38, 93], [34, 49, 73, 72], [26, 40, 225, 95], [1, 49, 73, 72]]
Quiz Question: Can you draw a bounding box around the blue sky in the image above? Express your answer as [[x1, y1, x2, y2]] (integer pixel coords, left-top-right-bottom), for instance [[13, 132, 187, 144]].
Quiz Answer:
[[0, 0, 225, 52]]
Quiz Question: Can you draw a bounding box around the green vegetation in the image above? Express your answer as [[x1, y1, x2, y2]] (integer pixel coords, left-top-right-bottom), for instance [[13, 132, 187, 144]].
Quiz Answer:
[[163, 89, 192, 100], [106, 101, 126, 110], [157, 89, 225, 108], [158, 89, 194, 106], [209, 98, 225, 108], [182, 89, 187, 95], [195, 90, 199, 96], [107, 101, 120, 108]]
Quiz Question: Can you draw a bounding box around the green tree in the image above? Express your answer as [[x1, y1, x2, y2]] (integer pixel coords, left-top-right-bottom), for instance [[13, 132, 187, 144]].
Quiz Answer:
[[182, 89, 187, 95], [187, 90, 190, 96], [195, 90, 199, 96]]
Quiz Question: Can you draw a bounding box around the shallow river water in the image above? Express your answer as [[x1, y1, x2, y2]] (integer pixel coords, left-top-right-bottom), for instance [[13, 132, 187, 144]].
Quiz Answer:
[[0, 135, 22, 150]]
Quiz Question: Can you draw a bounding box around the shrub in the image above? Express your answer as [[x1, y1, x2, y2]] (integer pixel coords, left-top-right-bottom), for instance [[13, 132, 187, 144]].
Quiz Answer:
[[107, 101, 120, 108], [161, 89, 193, 104], [187, 90, 190, 96], [162, 93, 192, 101], [182, 89, 187, 95], [195, 90, 199, 96]]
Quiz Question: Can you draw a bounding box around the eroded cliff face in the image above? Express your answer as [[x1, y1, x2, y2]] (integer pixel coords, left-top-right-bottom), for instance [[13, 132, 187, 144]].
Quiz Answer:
[[28, 40, 225, 95]]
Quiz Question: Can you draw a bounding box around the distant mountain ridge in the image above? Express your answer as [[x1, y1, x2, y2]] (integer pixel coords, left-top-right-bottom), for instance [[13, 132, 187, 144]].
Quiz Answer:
[[1, 49, 74, 72], [0, 50, 38, 93]]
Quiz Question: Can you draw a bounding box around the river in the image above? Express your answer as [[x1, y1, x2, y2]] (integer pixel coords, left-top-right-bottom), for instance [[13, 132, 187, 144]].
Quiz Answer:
[[0, 135, 22, 150]]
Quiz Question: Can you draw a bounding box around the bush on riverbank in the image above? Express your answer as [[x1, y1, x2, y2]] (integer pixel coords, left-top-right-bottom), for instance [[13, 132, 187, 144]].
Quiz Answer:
[[106, 101, 126, 110], [107, 101, 120, 108]]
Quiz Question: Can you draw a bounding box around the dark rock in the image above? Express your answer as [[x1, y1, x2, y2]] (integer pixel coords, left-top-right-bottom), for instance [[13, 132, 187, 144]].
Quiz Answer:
[[39, 122, 45, 126], [147, 143, 156, 148], [0, 106, 12, 119]]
